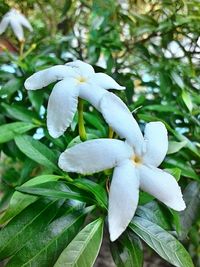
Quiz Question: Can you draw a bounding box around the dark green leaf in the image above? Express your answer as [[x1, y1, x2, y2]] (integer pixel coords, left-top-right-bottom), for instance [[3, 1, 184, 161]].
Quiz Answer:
[[0, 78, 23, 97], [15, 135, 59, 170], [0, 175, 61, 225], [164, 158, 199, 180], [54, 218, 104, 267], [28, 90, 44, 113], [111, 232, 143, 267], [2, 103, 40, 124], [0, 122, 36, 144], [72, 178, 108, 209], [6, 209, 86, 267], [136, 201, 171, 230], [130, 217, 194, 267], [16, 181, 94, 204], [179, 182, 200, 240], [84, 112, 107, 136], [0, 199, 62, 260]]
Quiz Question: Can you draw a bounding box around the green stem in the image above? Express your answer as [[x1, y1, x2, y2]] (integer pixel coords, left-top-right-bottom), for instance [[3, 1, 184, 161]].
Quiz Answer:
[[19, 40, 25, 58], [108, 126, 114, 138], [20, 43, 37, 61], [78, 98, 87, 141]]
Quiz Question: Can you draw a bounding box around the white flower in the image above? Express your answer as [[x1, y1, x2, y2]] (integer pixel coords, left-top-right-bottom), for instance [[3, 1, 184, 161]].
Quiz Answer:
[[58, 121, 186, 241], [24, 60, 126, 138], [0, 8, 33, 41]]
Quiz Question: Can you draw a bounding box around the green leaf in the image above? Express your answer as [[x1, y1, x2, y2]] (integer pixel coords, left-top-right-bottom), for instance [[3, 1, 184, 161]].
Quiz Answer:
[[2, 103, 40, 124], [84, 112, 107, 136], [164, 168, 181, 181], [136, 201, 171, 230], [0, 122, 36, 143], [6, 209, 86, 267], [179, 182, 200, 240], [130, 217, 194, 267], [167, 140, 187, 154], [67, 134, 98, 149], [139, 191, 154, 205], [182, 90, 193, 112], [16, 181, 94, 204], [15, 135, 59, 170], [0, 78, 23, 97], [28, 90, 44, 113], [54, 218, 104, 267], [0, 175, 61, 225], [72, 178, 108, 209], [0, 199, 62, 260], [164, 158, 199, 180], [143, 104, 181, 115], [171, 72, 184, 88], [111, 232, 143, 267]]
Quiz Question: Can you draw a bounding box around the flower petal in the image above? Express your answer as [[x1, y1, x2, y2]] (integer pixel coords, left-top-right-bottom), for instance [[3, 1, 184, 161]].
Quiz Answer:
[[58, 139, 133, 175], [139, 164, 186, 211], [100, 92, 145, 154], [108, 160, 139, 241], [18, 14, 33, 31], [24, 65, 76, 90], [0, 17, 9, 34], [47, 79, 79, 138], [90, 73, 125, 90], [143, 122, 168, 167], [66, 60, 95, 78], [78, 82, 106, 110], [10, 19, 24, 41]]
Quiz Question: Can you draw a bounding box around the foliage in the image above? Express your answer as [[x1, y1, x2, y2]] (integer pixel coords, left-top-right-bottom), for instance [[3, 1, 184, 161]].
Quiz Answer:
[[0, 0, 200, 266]]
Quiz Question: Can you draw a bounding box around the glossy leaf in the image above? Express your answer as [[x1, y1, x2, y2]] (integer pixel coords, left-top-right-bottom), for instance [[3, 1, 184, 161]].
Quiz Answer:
[[0, 199, 62, 259], [164, 158, 199, 180], [6, 209, 86, 267], [16, 181, 94, 204], [130, 217, 194, 267], [0, 122, 36, 143], [136, 201, 171, 230], [28, 90, 44, 113], [182, 90, 193, 112], [179, 182, 200, 240], [72, 178, 108, 209], [167, 140, 187, 155], [0, 175, 61, 225], [15, 135, 59, 170], [111, 232, 143, 267], [54, 218, 104, 267], [84, 112, 107, 136], [2, 103, 40, 123], [0, 78, 23, 97]]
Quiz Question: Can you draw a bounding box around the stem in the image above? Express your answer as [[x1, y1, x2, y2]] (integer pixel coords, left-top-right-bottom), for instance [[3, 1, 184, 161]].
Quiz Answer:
[[108, 126, 114, 138], [20, 43, 37, 61], [19, 40, 25, 58], [78, 98, 87, 141]]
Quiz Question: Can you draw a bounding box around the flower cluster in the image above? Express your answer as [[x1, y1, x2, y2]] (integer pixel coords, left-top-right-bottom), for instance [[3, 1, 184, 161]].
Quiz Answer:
[[0, 8, 32, 41], [25, 60, 186, 241]]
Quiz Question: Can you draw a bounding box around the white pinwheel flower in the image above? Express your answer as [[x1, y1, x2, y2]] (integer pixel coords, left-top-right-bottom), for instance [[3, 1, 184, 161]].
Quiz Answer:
[[0, 8, 33, 41], [24, 60, 126, 138], [58, 121, 186, 241]]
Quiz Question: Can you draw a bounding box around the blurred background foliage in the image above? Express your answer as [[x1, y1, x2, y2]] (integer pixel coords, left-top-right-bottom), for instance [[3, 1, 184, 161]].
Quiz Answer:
[[0, 0, 200, 266]]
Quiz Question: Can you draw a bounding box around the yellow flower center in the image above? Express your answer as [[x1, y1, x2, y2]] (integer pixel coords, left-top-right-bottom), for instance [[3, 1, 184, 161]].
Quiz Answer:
[[76, 76, 87, 84], [131, 155, 143, 166]]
